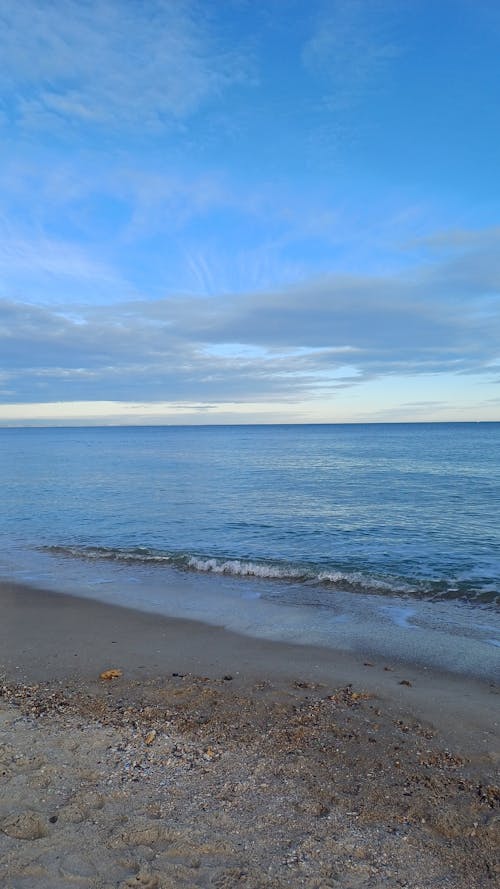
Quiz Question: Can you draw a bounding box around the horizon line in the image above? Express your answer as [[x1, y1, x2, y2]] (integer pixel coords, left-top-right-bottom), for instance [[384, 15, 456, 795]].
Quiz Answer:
[[0, 420, 498, 429]]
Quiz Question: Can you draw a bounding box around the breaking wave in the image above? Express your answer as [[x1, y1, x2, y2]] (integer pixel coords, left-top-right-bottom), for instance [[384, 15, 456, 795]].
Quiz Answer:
[[41, 544, 499, 605]]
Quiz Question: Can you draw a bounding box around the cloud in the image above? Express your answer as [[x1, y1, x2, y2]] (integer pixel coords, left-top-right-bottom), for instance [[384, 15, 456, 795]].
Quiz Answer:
[[0, 295, 346, 404], [0, 0, 252, 132], [1, 227, 499, 406], [0, 232, 117, 284], [411, 226, 500, 253], [0, 226, 136, 305]]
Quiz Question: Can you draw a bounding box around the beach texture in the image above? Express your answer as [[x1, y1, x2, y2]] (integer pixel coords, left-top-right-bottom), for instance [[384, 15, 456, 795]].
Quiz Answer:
[[1, 582, 499, 888]]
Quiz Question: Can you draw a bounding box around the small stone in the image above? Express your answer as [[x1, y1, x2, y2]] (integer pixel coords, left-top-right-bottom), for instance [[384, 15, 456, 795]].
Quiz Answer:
[[99, 669, 123, 681]]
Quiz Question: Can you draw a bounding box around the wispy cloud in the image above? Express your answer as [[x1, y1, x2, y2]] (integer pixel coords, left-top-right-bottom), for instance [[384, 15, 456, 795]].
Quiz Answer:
[[0, 232, 116, 284], [0, 0, 253, 133], [302, 0, 399, 112], [0, 225, 133, 305], [3, 149, 433, 299]]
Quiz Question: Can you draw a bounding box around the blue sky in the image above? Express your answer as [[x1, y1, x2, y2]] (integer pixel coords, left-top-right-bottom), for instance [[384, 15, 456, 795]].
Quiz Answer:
[[1, 0, 499, 424]]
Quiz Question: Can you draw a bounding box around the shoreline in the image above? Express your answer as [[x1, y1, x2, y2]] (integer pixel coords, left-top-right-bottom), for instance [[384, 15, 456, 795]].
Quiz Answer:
[[1, 578, 498, 752], [1, 578, 499, 888], [3, 538, 499, 687]]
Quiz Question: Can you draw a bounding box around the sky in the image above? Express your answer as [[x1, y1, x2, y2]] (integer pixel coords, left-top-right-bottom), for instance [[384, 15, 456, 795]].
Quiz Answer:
[[0, 0, 499, 425]]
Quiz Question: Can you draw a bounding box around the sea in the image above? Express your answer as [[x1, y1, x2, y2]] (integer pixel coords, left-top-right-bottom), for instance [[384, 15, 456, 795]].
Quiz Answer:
[[1, 423, 499, 679]]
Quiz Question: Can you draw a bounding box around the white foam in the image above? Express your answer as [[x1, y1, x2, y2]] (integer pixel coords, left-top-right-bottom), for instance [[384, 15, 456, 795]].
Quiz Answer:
[[317, 569, 397, 591], [380, 604, 418, 629], [186, 556, 303, 580]]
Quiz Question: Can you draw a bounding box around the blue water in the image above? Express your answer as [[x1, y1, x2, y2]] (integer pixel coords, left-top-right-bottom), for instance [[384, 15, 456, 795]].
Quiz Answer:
[[1, 423, 499, 675]]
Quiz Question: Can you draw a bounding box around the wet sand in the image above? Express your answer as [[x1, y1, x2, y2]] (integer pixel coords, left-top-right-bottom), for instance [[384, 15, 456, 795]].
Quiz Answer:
[[1, 580, 499, 888]]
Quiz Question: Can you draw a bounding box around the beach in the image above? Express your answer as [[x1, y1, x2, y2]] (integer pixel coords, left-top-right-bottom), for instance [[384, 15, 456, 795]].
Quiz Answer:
[[1, 580, 498, 888], [2, 0, 500, 877]]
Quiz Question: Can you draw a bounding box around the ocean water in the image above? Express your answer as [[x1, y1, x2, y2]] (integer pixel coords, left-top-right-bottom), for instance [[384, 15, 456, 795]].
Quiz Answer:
[[1, 423, 499, 677]]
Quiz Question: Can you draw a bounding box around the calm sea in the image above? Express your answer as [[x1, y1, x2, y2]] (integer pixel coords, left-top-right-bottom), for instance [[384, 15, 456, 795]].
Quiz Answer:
[[1, 423, 499, 675]]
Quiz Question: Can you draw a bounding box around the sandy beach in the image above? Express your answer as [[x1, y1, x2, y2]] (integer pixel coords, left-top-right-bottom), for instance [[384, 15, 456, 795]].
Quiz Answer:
[[1, 579, 499, 888]]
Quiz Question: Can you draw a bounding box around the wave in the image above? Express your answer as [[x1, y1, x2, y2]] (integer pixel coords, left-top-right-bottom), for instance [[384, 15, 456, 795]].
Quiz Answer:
[[185, 556, 306, 581], [41, 544, 402, 589], [40, 544, 499, 606], [45, 545, 175, 564]]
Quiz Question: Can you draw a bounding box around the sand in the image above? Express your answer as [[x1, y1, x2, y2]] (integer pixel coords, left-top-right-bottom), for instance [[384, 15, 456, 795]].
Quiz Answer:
[[0, 580, 499, 888]]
